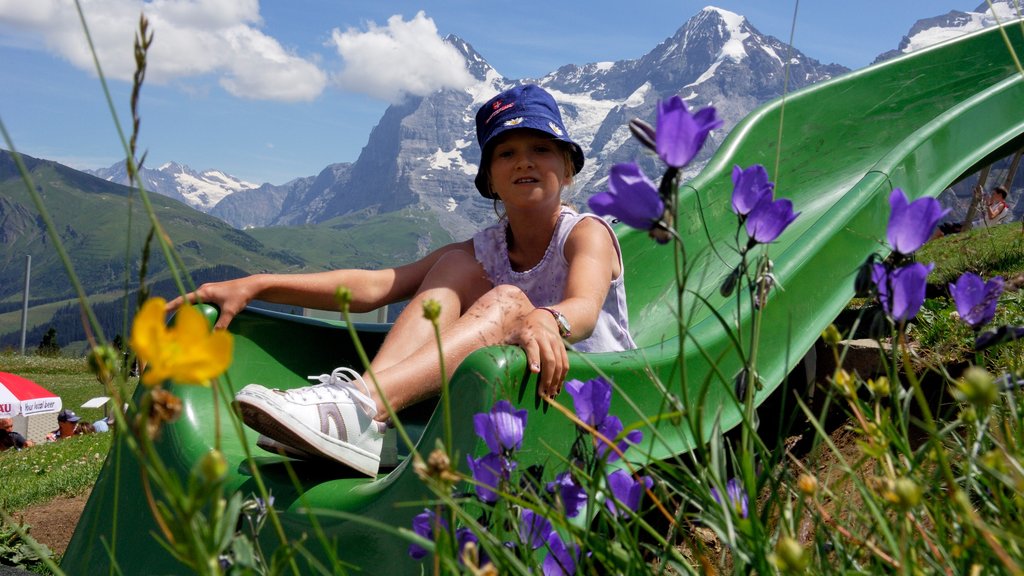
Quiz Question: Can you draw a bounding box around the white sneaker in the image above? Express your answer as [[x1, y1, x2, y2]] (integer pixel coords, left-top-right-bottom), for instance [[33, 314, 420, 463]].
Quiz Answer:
[[236, 367, 386, 477], [256, 429, 400, 468]]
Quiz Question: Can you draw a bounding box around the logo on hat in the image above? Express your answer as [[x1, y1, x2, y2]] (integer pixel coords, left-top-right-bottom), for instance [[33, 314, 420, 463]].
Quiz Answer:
[[485, 101, 515, 125], [504, 117, 524, 127], [548, 121, 564, 136]]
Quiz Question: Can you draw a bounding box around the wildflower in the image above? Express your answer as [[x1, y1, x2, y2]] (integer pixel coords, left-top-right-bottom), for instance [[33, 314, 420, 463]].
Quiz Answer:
[[975, 324, 1024, 351], [832, 368, 858, 398], [422, 299, 442, 322], [772, 536, 809, 572], [587, 162, 664, 230], [949, 272, 1003, 330], [565, 377, 612, 427], [731, 164, 774, 218], [130, 297, 233, 387], [866, 376, 890, 397], [595, 415, 643, 462], [413, 448, 459, 484], [821, 324, 843, 347], [655, 95, 722, 168], [546, 471, 588, 518], [409, 508, 445, 560], [746, 196, 799, 246], [519, 509, 553, 550], [195, 449, 228, 483], [473, 400, 527, 455], [710, 478, 749, 519], [606, 469, 654, 517], [466, 452, 514, 503], [136, 387, 182, 440], [542, 531, 580, 576], [886, 188, 948, 255], [796, 474, 818, 497], [953, 366, 998, 407], [871, 262, 934, 323]]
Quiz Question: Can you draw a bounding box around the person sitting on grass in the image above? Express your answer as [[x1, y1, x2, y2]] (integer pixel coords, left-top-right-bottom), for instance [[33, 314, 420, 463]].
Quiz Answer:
[[0, 417, 34, 451], [168, 84, 637, 477]]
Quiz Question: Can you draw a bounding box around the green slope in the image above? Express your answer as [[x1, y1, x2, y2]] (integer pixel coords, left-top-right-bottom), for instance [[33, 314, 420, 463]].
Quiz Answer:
[[64, 22, 1024, 575]]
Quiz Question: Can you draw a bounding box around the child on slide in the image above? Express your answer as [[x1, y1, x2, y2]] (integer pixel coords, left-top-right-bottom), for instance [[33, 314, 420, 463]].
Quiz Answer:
[[167, 84, 636, 476]]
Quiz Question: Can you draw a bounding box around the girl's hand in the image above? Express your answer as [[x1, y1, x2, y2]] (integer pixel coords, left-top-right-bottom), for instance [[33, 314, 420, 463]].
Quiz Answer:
[[165, 276, 260, 330], [513, 308, 569, 398]]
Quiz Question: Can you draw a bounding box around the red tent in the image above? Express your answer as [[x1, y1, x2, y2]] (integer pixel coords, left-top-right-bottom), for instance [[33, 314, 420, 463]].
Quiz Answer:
[[0, 371, 62, 418]]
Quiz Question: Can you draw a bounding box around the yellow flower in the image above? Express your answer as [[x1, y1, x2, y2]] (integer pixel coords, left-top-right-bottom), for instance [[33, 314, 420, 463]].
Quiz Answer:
[[131, 297, 233, 387]]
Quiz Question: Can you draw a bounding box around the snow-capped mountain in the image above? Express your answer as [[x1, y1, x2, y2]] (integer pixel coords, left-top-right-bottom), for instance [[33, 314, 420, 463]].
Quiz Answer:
[[874, 0, 1019, 63], [86, 161, 258, 212], [95, 2, 1018, 236], [243, 6, 846, 238]]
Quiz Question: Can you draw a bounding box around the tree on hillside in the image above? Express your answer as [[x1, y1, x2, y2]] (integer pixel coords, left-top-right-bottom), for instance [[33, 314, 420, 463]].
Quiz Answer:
[[37, 327, 60, 357]]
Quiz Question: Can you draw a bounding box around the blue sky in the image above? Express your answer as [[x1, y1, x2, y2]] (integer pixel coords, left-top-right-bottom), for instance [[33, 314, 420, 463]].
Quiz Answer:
[[0, 1, 978, 186]]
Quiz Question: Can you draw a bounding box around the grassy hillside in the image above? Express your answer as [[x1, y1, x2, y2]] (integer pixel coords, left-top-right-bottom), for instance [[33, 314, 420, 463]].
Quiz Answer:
[[0, 151, 454, 352]]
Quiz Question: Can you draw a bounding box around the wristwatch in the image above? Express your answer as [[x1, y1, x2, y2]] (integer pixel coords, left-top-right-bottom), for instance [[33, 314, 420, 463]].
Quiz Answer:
[[537, 307, 571, 339]]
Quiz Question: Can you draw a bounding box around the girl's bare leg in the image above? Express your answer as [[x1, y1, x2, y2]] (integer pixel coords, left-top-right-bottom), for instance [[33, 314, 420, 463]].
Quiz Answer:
[[361, 249, 494, 393], [368, 284, 535, 420]]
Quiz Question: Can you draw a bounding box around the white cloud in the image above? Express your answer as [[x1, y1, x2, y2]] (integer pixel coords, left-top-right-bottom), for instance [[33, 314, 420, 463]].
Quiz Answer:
[[329, 11, 474, 103], [0, 0, 327, 102]]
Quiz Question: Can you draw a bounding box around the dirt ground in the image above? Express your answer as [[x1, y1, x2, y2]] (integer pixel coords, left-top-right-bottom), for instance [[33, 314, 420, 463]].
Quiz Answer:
[[10, 492, 92, 557]]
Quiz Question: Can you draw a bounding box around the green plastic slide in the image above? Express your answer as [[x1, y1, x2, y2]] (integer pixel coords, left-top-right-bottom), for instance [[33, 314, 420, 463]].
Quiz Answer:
[[63, 21, 1024, 574]]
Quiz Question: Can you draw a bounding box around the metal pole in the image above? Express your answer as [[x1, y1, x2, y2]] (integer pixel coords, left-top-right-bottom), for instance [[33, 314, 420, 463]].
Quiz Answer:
[[19, 254, 31, 354]]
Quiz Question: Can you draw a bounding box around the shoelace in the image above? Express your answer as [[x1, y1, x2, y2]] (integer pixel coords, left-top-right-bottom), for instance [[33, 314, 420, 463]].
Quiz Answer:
[[296, 367, 377, 415]]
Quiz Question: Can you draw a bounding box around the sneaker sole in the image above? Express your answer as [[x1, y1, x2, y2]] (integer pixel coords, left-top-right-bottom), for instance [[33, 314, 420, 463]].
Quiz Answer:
[[238, 394, 381, 477], [257, 433, 400, 469]]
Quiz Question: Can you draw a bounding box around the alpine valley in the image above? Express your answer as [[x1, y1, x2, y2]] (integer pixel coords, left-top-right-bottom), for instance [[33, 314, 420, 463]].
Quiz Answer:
[[1, 2, 1017, 351]]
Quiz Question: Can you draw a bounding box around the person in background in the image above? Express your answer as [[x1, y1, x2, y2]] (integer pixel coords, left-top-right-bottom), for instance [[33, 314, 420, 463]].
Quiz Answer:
[[983, 185, 1012, 225], [47, 409, 82, 441], [0, 417, 34, 450]]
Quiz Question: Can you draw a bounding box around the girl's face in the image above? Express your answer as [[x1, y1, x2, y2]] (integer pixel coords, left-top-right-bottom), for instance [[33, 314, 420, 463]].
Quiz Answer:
[[487, 130, 571, 209]]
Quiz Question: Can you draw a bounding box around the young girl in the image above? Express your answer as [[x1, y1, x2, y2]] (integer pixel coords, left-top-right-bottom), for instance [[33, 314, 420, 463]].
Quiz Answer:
[[167, 84, 636, 476]]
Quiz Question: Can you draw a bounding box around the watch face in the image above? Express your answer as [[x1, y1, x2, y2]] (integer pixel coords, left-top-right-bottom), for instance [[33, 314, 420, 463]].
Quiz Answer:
[[553, 311, 571, 338]]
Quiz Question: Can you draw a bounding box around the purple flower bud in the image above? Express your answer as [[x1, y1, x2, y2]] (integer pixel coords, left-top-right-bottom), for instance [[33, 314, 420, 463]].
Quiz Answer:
[[565, 377, 612, 427], [473, 400, 527, 455], [710, 478, 749, 519], [746, 196, 799, 245], [975, 324, 1024, 351], [731, 164, 774, 217], [605, 469, 654, 517], [587, 162, 664, 230], [656, 96, 722, 168], [408, 508, 446, 560], [949, 272, 1003, 330], [466, 452, 514, 503], [886, 189, 949, 255], [872, 262, 934, 322]]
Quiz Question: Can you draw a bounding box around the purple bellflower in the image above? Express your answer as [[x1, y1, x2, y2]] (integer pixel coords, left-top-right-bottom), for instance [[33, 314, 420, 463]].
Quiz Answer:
[[546, 471, 589, 518], [710, 478, 749, 519], [565, 377, 612, 427], [605, 469, 654, 517], [473, 400, 527, 455], [976, 324, 1024, 351], [587, 162, 664, 230], [746, 196, 799, 245], [595, 415, 643, 463], [872, 262, 934, 323], [949, 272, 1004, 330], [542, 532, 581, 576], [466, 452, 515, 503], [409, 508, 446, 560], [886, 188, 949, 255], [655, 95, 723, 168], [731, 164, 774, 218], [519, 509, 554, 550]]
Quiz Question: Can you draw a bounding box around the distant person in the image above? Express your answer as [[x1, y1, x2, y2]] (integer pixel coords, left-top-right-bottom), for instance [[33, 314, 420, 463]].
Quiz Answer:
[[0, 417, 33, 450], [168, 84, 637, 476], [47, 409, 82, 441], [93, 417, 111, 433], [983, 185, 1012, 226]]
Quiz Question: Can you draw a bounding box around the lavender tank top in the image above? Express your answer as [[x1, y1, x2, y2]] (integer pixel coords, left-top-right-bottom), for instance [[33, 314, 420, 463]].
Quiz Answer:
[[472, 208, 636, 353]]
